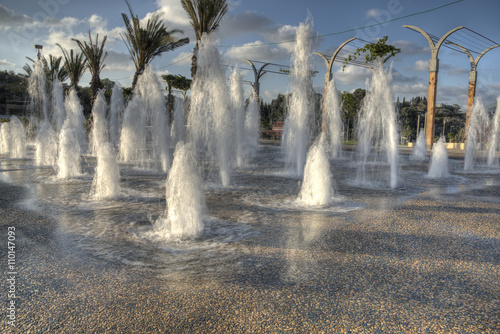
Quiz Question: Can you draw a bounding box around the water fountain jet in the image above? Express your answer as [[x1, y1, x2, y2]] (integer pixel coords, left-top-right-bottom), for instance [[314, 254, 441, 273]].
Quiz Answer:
[[428, 137, 449, 178]]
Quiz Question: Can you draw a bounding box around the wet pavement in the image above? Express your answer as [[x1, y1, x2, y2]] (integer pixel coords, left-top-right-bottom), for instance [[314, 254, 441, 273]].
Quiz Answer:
[[1, 143, 499, 333]]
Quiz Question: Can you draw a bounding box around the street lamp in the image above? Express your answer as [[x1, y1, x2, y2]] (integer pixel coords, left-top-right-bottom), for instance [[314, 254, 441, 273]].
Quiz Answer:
[[35, 44, 43, 60]]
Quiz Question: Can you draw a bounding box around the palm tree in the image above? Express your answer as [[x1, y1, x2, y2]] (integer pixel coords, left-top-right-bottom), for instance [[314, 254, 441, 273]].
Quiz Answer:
[[24, 55, 68, 83], [73, 32, 108, 103], [121, 1, 189, 90], [181, 0, 228, 78], [57, 44, 87, 89]]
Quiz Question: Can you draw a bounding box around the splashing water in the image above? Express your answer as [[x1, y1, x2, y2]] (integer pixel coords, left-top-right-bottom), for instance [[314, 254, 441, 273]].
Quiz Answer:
[[109, 84, 124, 147], [170, 97, 185, 145], [298, 133, 335, 206], [1, 116, 27, 158], [487, 96, 500, 166], [90, 90, 109, 156], [65, 88, 88, 153], [27, 59, 48, 131], [120, 95, 146, 164], [136, 66, 170, 172], [244, 94, 261, 160], [281, 19, 315, 177], [411, 128, 427, 161], [35, 121, 58, 166], [57, 120, 81, 178], [230, 69, 246, 167], [155, 142, 206, 239], [324, 79, 343, 158], [465, 97, 490, 171], [428, 137, 449, 178], [356, 60, 399, 188], [90, 143, 120, 200], [188, 33, 232, 186], [51, 78, 66, 134]]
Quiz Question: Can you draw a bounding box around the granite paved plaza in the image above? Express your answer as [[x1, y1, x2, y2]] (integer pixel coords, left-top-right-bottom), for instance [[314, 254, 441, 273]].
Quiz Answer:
[[1, 146, 499, 333]]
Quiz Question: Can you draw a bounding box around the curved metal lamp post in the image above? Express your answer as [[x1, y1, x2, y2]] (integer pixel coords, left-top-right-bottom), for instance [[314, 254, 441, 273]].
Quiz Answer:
[[447, 42, 500, 141], [314, 37, 356, 132], [243, 59, 271, 102], [402, 25, 465, 146]]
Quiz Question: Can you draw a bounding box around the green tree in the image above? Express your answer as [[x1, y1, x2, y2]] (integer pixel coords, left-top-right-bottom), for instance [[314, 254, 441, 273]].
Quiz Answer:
[[181, 0, 228, 78], [162, 74, 192, 122], [343, 36, 400, 70], [72, 32, 108, 104], [121, 0, 189, 90], [57, 45, 87, 89], [23, 55, 68, 83], [341, 89, 365, 141]]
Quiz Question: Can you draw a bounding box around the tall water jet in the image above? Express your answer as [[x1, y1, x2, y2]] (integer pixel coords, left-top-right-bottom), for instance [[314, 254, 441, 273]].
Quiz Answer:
[[57, 120, 81, 178], [298, 133, 335, 206], [324, 79, 343, 158], [90, 90, 108, 156], [244, 93, 261, 160], [464, 97, 490, 170], [281, 19, 315, 177], [188, 33, 232, 186], [170, 97, 185, 145], [35, 121, 58, 166], [51, 78, 66, 134], [120, 96, 146, 164], [155, 142, 206, 239], [356, 60, 399, 188], [27, 59, 48, 134], [487, 96, 500, 166], [0, 122, 9, 154], [136, 66, 170, 172], [64, 88, 88, 153], [411, 128, 427, 161], [90, 143, 120, 199], [230, 69, 246, 167], [109, 84, 124, 147], [1, 117, 27, 158], [428, 137, 449, 178]]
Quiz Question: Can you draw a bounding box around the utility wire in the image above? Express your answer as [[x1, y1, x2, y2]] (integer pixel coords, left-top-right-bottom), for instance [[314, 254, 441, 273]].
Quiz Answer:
[[217, 0, 464, 48]]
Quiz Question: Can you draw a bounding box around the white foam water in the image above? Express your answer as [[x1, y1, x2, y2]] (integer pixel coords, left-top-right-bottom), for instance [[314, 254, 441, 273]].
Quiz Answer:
[[465, 97, 490, 171], [90, 143, 120, 200], [356, 60, 399, 188], [324, 79, 343, 158], [109, 84, 124, 147], [90, 90, 109, 156], [187, 33, 232, 186], [155, 142, 206, 239], [428, 137, 449, 178], [487, 96, 500, 166], [411, 128, 427, 161], [281, 19, 315, 177], [298, 133, 335, 206], [57, 119, 81, 178]]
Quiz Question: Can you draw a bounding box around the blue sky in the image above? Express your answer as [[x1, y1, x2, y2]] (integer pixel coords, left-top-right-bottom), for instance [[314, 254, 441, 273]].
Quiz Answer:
[[1, 0, 499, 107]]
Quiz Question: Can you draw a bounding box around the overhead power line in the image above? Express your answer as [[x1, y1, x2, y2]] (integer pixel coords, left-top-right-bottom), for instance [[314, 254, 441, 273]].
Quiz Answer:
[[217, 0, 464, 49]]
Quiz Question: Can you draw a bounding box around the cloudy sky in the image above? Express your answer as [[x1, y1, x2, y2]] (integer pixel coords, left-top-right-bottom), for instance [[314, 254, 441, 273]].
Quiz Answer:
[[1, 0, 499, 107]]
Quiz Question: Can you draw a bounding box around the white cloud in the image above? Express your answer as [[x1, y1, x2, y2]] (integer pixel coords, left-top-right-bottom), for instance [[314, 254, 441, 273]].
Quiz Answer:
[[223, 41, 290, 63], [393, 82, 427, 96], [414, 60, 428, 71], [0, 59, 15, 68], [172, 52, 193, 65], [366, 9, 381, 18], [0, 5, 32, 29], [218, 10, 275, 39], [155, 0, 192, 28], [334, 65, 371, 86]]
